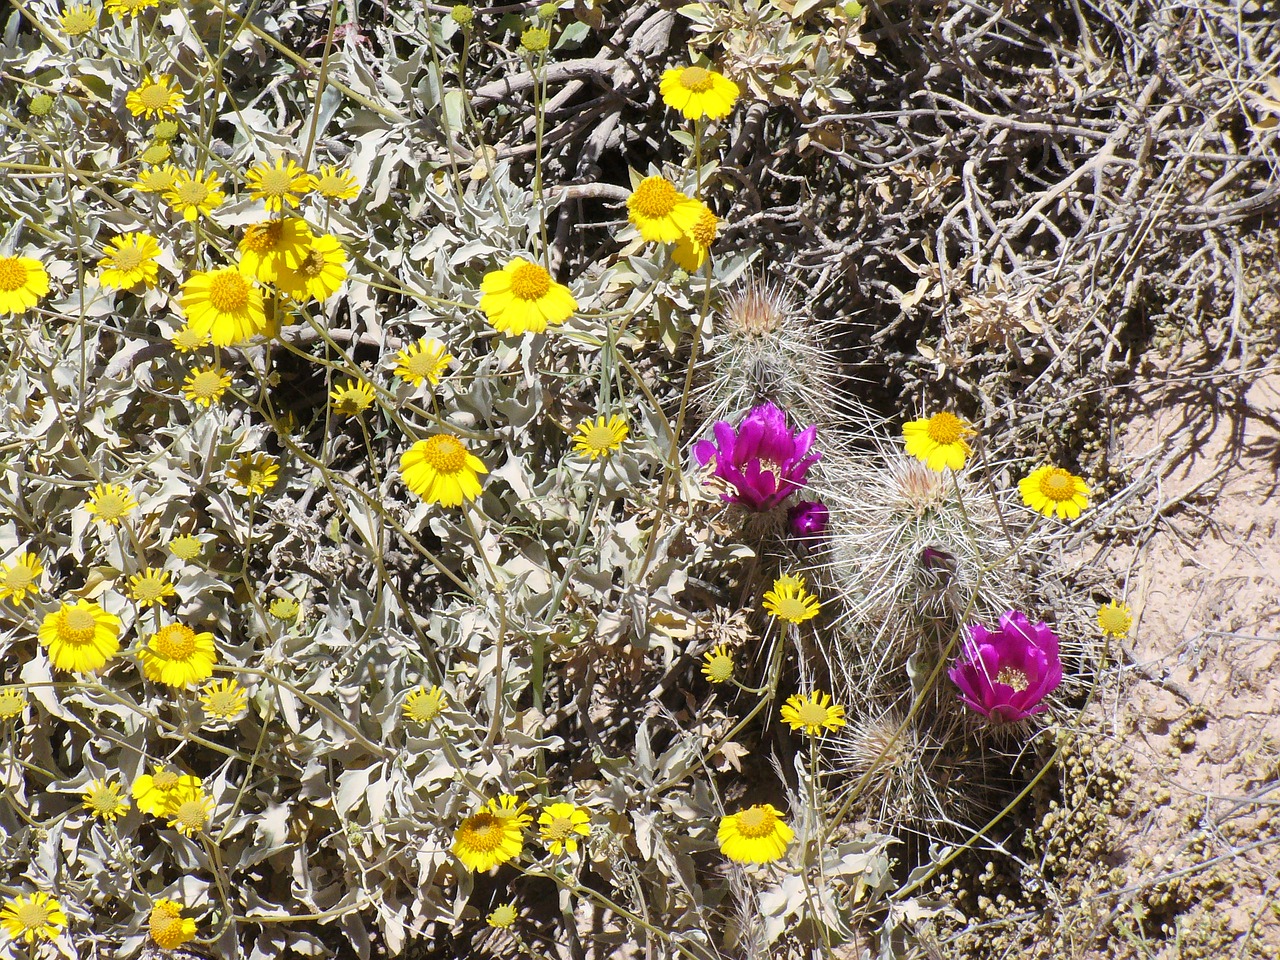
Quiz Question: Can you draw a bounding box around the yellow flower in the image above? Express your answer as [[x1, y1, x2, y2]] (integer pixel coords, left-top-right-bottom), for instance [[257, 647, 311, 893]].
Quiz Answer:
[[152, 119, 180, 141], [132, 162, 180, 193], [571, 415, 628, 461], [275, 233, 347, 301], [226, 452, 280, 496], [452, 795, 530, 872], [237, 218, 314, 284], [479, 257, 577, 336], [1019, 465, 1090, 520], [0, 255, 50, 316], [762, 573, 821, 624], [0, 687, 25, 720], [717, 804, 793, 864], [902, 412, 976, 472], [402, 685, 447, 726], [85, 482, 138, 525], [98, 232, 162, 290], [38, 599, 121, 673], [1097, 600, 1133, 639], [139, 622, 217, 687], [268, 596, 299, 619], [245, 157, 315, 212], [82, 778, 130, 820], [627, 176, 704, 243], [165, 169, 225, 221], [126, 567, 176, 608], [0, 551, 43, 605], [780, 690, 846, 736], [140, 142, 171, 165], [0, 892, 67, 944], [169, 324, 210, 353], [104, 0, 159, 16], [393, 337, 452, 387], [59, 4, 99, 35], [183, 365, 232, 407], [672, 202, 719, 271], [168, 534, 202, 561], [125, 74, 183, 119], [538, 801, 591, 855], [659, 64, 739, 120], [701, 644, 734, 684], [200, 678, 248, 721], [329, 379, 376, 417], [313, 164, 361, 200], [132, 766, 181, 815], [181, 267, 269, 346], [486, 903, 517, 930], [162, 775, 213, 836], [400, 434, 487, 507], [149, 899, 197, 951]]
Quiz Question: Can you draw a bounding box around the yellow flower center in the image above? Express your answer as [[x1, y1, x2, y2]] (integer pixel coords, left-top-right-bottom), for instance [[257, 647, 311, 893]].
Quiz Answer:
[[150, 905, 187, 949], [460, 813, 503, 851], [420, 435, 468, 474], [0, 257, 29, 291], [403, 351, 438, 378], [85, 786, 121, 815], [59, 607, 98, 644], [173, 179, 209, 204], [187, 369, 225, 401], [4, 566, 35, 591], [92, 490, 129, 520], [61, 8, 97, 33], [136, 82, 171, 110], [110, 245, 146, 272], [793, 700, 830, 727], [772, 597, 810, 621], [152, 624, 196, 660], [679, 66, 715, 92], [705, 653, 733, 682], [207, 271, 250, 312], [1099, 606, 1130, 635], [316, 173, 348, 195], [996, 666, 1029, 691], [509, 261, 551, 301], [143, 169, 177, 191], [152, 770, 179, 791], [543, 816, 575, 842], [131, 576, 167, 603], [406, 692, 442, 723], [172, 798, 208, 831], [297, 248, 326, 278], [255, 167, 294, 197], [0, 691, 24, 717], [1038, 468, 1075, 502], [925, 412, 965, 445], [204, 687, 241, 716], [735, 805, 779, 839], [169, 535, 201, 559], [582, 424, 617, 453], [690, 208, 718, 245], [630, 178, 678, 219], [242, 222, 282, 253], [11, 899, 53, 931]]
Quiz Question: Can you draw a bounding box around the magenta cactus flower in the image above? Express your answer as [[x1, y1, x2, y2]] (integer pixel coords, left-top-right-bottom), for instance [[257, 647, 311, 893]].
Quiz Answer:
[[693, 402, 820, 511], [949, 611, 1063, 723], [788, 500, 829, 536]]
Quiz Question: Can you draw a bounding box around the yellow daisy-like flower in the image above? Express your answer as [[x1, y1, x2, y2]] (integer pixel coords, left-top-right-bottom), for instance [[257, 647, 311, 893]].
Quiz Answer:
[[1019, 465, 1091, 520], [313, 164, 361, 200], [165, 169, 225, 222], [762, 573, 821, 624], [1097, 600, 1133, 638], [125, 74, 183, 119], [38, 599, 121, 673], [168, 324, 210, 353], [717, 804, 794, 865], [329, 379, 376, 417], [0, 892, 67, 944], [275, 233, 347, 302], [139, 622, 217, 687], [59, 4, 99, 35], [393, 337, 452, 387], [659, 64, 740, 120], [268, 596, 299, 619], [168, 534, 202, 561], [200, 678, 248, 721], [85, 482, 138, 525], [245, 157, 315, 212], [132, 766, 181, 815], [0, 255, 51, 316], [672, 202, 719, 272], [181, 267, 268, 346], [452, 795, 530, 872], [780, 690, 846, 736], [133, 163, 180, 194], [701, 644, 734, 684], [0, 551, 43, 605], [149, 899, 197, 951], [226, 452, 279, 496], [902, 412, 976, 472], [627, 175, 704, 243], [400, 434, 488, 507], [104, 0, 159, 16], [571, 415, 628, 461], [486, 903, 517, 930], [237, 218, 314, 284], [161, 775, 213, 836], [0, 688, 25, 720], [538, 801, 591, 855], [82, 778, 130, 820], [126, 567, 176, 608], [98, 232, 162, 291], [402, 685, 447, 726], [183, 365, 232, 407], [479, 257, 577, 336]]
